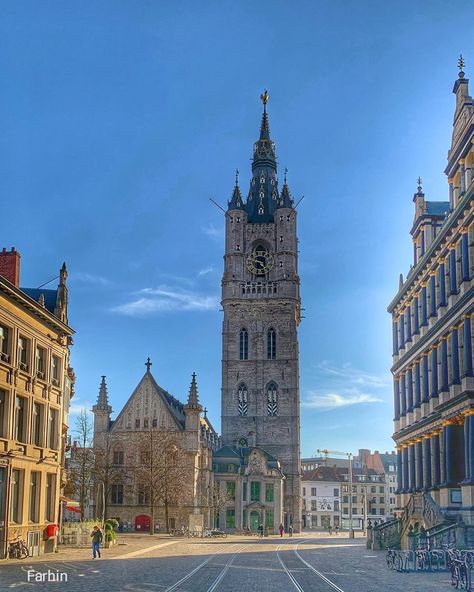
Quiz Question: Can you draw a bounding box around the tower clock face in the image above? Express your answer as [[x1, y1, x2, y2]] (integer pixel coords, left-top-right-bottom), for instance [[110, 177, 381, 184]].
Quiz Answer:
[[247, 247, 274, 275]]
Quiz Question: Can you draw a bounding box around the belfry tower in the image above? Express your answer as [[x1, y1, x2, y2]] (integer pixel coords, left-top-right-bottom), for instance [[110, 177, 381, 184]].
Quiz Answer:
[[221, 92, 302, 530]]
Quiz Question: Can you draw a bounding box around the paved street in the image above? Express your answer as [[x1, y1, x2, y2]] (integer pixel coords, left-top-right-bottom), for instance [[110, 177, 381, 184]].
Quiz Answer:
[[0, 534, 454, 592]]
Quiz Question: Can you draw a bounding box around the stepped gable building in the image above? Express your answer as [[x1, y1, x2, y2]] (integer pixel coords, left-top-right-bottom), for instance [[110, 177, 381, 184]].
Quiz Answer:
[[388, 60, 474, 527], [0, 249, 74, 557], [215, 91, 302, 532], [92, 363, 219, 531]]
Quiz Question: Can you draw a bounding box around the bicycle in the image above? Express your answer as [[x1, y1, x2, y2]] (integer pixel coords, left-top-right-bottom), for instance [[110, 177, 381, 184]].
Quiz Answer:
[[450, 558, 471, 590], [8, 537, 29, 560], [415, 549, 431, 571], [386, 548, 396, 570]]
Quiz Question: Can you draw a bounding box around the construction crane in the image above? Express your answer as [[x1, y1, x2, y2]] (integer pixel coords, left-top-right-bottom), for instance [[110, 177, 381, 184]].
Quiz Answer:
[[316, 449, 355, 539]]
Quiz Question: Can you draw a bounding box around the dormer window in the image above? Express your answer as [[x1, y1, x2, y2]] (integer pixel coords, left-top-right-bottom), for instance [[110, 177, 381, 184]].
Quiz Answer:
[[260, 175, 265, 184], [258, 207, 264, 215]]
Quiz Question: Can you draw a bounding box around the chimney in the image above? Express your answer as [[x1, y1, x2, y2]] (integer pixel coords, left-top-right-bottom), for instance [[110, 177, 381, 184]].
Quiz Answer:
[[0, 248, 21, 287]]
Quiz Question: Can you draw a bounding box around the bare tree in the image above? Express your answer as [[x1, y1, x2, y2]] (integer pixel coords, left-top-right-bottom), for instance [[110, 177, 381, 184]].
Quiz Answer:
[[93, 432, 126, 521], [211, 481, 232, 528], [66, 410, 94, 520], [133, 427, 193, 534]]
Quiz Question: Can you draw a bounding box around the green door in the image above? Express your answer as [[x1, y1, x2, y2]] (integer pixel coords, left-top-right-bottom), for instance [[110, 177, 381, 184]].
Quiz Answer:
[[250, 511, 260, 531]]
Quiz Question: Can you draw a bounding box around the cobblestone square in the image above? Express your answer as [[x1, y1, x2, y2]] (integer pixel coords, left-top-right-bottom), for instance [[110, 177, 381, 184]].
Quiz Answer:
[[0, 534, 456, 592]]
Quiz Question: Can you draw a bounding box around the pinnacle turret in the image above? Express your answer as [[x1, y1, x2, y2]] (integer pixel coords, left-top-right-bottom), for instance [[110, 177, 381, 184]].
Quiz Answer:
[[228, 169, 244, 210], [186, 372, 201, 410], [93, 375, 112, 413], [54, 261, 69, 323], [452, 54, 472, 124]]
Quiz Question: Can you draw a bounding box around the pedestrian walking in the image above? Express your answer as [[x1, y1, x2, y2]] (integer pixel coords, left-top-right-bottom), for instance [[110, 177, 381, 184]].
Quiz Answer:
[[288, 524, 293, 537], [91, 525, 103, 560], [335, 525, 340, 536], [279, 523, 284, 537], [328, 525, 333, 535], [258, 524, 264, 539]]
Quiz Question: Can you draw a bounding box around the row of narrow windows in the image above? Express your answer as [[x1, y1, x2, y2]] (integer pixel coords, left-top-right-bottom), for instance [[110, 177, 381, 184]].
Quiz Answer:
[[237, 382, 278, 416], [393, 316, 473, 420], [393, 236, 472, 354], [239, 328, 276, 360]]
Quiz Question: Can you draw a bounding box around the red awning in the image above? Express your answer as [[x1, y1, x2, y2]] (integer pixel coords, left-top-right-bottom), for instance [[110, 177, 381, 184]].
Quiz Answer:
[[64, 505, 81, 513]]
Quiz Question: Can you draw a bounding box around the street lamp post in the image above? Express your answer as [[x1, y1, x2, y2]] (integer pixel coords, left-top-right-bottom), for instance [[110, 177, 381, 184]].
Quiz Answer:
[[317, 448, 355, 539]]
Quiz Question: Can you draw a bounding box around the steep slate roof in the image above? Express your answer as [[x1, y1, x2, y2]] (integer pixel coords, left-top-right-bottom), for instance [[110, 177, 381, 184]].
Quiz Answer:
[[213, 445, 283, 475], [20, 288, 58, 314], [111, 370, 186, 431], [425, 201, 450, 216], [227, 96, 294, 222], [302, 465, 344, 482]]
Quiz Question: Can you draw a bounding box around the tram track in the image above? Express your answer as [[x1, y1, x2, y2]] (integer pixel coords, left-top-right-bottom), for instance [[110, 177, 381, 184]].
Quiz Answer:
[[276, 539, 346, 592], [164, 542, 250, 592]]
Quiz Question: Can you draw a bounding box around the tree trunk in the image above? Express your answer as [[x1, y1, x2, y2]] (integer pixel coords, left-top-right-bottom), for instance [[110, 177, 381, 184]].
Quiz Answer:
[[165, 501, 169, 534], [150, 504, 155, 535]]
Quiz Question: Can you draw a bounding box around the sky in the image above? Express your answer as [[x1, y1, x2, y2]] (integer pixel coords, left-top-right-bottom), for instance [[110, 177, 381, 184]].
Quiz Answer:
[[0, 0, 472, 457]]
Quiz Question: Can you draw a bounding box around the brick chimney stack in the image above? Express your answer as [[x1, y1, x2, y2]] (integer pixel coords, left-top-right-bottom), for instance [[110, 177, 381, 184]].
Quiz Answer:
[[0, 247, 21, 287]]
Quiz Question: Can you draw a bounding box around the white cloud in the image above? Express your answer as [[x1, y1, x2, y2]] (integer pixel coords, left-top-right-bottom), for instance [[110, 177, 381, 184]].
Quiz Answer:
[[202, 223, 224, 240], [302, 389, 383, 410], [69, 272, 111, 287], [316, 361, 390, 388], [111, 285, 219, 316], [198, 266, 215, 277], [303, 361, 388, 411]]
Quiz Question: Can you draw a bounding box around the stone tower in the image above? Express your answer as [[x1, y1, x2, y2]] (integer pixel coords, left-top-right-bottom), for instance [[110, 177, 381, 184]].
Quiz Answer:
[[221, 92, 302, 530]]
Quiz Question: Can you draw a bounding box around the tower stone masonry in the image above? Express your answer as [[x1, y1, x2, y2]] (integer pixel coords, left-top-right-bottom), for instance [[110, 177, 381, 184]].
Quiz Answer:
[[220, 93, 302, 530]]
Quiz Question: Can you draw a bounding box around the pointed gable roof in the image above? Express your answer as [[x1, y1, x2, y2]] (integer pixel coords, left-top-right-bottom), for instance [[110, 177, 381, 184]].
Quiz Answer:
[[111, 370, 186, 432]]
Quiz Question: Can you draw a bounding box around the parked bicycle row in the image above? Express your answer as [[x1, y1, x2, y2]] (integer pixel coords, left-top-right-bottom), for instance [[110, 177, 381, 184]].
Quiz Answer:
[[168, 527, 227, 538], [386, 547, 474, 591]]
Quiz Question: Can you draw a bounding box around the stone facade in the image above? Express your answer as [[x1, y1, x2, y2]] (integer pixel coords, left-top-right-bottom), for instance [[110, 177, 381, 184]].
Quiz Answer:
[[212, 445, 284, 533], [216, 94, 302, 532], [389, 63, 474, 525], [92, 367, 218, 532], [0, 250, 74, 557]]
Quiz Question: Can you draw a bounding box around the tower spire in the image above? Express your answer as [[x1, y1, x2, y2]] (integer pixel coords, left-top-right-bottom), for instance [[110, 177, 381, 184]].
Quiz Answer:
[[259, 90, 271, 140]]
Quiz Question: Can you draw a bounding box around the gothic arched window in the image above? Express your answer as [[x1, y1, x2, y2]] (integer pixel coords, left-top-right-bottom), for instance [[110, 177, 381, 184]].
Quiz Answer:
[[239, 328, 249, 360], [267, 382, 278, 416], [237, 384, 248, 416], [267, 328, 276, 360]]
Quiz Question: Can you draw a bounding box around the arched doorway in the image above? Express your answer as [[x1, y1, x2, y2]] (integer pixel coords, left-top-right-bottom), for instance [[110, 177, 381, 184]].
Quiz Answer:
[[250, 510, 260, 531], [135, 514, 150, 532]]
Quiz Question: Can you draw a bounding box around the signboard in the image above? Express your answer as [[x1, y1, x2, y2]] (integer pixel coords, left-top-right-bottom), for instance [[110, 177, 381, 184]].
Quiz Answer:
[[316, 496, 335, 511]]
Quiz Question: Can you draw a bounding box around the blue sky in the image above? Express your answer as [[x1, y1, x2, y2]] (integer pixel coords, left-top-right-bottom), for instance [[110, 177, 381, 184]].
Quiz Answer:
[[0, 1, 472, 456]]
